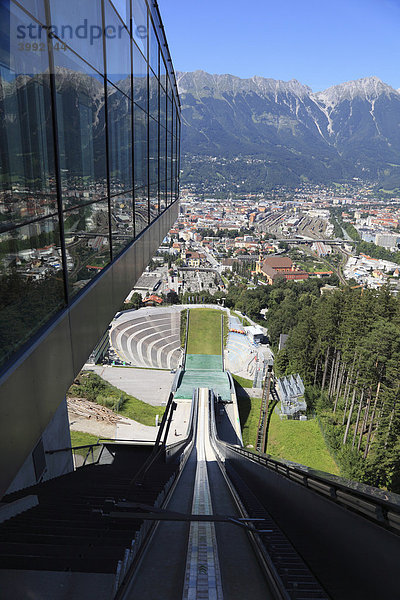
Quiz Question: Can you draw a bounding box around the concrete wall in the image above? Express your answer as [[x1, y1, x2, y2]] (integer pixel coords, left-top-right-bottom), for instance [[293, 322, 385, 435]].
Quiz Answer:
[[224, 447, 400, 600], [6, 399, 73, 495], [0, 204, 178, 498]]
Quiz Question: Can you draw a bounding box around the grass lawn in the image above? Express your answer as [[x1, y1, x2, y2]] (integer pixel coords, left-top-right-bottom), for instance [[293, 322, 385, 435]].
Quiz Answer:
[[232, 374, 253, 388], [68, 371, 165, 427], [267, 411, 340, 475], [187, 308, 222, 355], [70, 430, 99, 446], [70, 430, 99, 455], [237, 392, 261, 448], [119, 397, 163, 426], [231, 311, 251, 326]]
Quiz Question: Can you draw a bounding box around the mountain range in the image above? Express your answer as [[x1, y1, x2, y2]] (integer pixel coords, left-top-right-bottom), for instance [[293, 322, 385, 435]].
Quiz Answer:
[[177, 71, 400, 192]]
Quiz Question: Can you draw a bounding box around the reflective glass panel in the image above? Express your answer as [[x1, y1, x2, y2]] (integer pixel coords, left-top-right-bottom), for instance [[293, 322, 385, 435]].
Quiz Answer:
[[133, 42, 147, 111], [149, 69, 158, 122], [149, 182, 158, 220], [160, 54, 166, 91], [15, 0, 46, 23], [149, 20, 158, 76], [132, 0, 147, 57], [108, 84, 132, 195], [111, 192, 134, 256], [173, 134, 178, 200], [166, 177, 171, 207], [105, 0, 131, 96], [134, 103, 148, 190], [0, 217, 65, 368], [166, 128, 171, 181], [167, 94, 172, 133], [134, 186, 148, 235], [149, 117, 158, 186], [159, 179, 166, 212], [159, 82, 166, 130], [54, 47, 107, 208], [49, 0, 104, 74], [171, 133, 176, 201], [0, 2, 56, 232], [64, 201, 110, 297], [173, 101, 178, 140], [159, 124, 166, 211], [110, 0, 130, 27]]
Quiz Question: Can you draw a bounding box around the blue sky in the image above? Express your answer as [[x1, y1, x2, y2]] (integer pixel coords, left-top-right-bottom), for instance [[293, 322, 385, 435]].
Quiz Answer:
[[158, 0, 400, 92]]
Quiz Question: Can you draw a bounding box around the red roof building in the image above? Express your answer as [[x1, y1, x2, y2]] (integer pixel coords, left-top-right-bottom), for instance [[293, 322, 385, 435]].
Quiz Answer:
[[256, 256, 309, 284], [142, 294, 163, 305]]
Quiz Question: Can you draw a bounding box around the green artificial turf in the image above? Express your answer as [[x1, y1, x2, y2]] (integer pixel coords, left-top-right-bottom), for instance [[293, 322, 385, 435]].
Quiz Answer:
[[186, 308, 222, 355]]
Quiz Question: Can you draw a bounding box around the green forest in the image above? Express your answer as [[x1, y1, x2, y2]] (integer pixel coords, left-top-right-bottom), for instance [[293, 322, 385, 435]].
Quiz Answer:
[[217, 277, 400, 491], [263, 281, 400, 492]]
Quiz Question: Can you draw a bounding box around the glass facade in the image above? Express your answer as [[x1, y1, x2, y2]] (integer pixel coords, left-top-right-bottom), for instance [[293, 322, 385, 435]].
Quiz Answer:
[[0, 0, 180, 371]]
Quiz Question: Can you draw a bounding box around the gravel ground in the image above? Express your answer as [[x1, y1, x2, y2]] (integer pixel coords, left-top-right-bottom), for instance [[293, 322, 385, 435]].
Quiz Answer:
[[69, 416, 117, 439]]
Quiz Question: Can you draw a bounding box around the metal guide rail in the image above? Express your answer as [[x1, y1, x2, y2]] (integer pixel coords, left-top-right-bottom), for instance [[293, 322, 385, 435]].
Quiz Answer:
[[182, 388, 224, 600], [117, 387, 296, 599], [224, 443, 400, 533], [209, 391, 329, 600]]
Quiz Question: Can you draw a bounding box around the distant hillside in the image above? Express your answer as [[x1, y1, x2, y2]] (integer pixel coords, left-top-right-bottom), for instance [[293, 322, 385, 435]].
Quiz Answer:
[[177, 71, 400, 192]]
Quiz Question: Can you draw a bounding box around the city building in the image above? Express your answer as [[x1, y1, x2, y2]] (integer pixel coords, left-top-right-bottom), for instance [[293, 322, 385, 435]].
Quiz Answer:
[[0, 0, 180, 497], [256, 256, 309, 284], [375, 233, 400, 249], [244, 325, 264, 344]]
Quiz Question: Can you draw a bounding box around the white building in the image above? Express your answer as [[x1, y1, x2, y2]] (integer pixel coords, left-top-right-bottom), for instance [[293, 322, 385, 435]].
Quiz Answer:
[[375, 234, 399, 250], [245, 325, 264, 344]]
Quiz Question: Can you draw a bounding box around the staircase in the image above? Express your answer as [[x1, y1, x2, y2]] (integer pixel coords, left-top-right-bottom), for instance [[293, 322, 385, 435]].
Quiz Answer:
[[0, 444, 178, 582], [256, 372, 279, 453]]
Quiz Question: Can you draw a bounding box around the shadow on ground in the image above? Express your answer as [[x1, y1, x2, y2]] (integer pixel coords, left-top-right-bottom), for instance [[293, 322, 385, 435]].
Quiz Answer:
[[235, 383, 251, 430]]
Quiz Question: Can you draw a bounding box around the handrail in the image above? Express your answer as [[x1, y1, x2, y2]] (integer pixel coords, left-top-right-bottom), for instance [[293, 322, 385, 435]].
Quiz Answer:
[[97, 438, 155, 444], [127, 391, 177, 486], [165, 386, 197, 462], [213, 412, 400, 530], [183, 308, 190, 369], [229, 445, 400, 514], [45, 443, 102, 454], [221, 312, 224, 371], [112, 390, 199, 598]]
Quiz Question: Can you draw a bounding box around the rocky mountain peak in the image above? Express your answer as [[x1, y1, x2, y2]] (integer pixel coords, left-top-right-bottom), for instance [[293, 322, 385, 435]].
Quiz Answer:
[[177, 71, 312, 98], [314, 76, 398, 107]]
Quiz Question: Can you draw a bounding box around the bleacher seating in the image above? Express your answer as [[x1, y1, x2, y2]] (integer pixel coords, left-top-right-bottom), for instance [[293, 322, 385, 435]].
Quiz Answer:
[[110, 308, 182, 369]]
